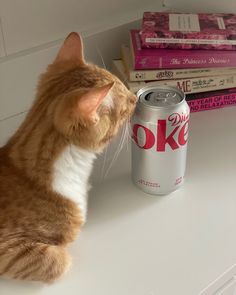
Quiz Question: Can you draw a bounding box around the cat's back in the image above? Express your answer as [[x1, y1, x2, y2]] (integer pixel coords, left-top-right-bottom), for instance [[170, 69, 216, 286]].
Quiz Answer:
[[0, 145, 30, 211], [0, 144, 63, 209], [0, 146, 15, 190], [0, 145, 54, 222], [0, 145, 20, 190], [0, 145, 26, 227]]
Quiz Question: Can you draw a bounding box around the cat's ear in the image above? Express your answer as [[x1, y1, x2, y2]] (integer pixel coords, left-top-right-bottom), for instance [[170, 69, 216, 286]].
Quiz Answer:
[[55, 32, 85, 63], [78, 82, 114, 125], [54, 82, 114, 135]]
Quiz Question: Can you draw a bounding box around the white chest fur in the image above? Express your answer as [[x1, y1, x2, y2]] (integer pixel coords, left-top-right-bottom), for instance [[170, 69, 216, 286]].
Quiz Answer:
[[52, 145, 96, 222]]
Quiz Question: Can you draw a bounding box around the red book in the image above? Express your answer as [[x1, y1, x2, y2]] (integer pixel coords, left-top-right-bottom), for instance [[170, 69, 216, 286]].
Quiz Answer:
[[186, 88, 236, 112], [130, 30, 236, 70]]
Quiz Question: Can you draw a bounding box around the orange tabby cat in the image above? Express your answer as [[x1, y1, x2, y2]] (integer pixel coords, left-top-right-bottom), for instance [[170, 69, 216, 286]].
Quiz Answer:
[[0, 32, 136, 283]]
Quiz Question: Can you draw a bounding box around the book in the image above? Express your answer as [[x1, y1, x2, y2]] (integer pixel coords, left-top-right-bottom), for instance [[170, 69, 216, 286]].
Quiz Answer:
[[130, 30, 236, 69], [186, 88, 236, 112], [112, 59, 236, 94], [121, 44, 236, 81], [140, 12, 236, 50]]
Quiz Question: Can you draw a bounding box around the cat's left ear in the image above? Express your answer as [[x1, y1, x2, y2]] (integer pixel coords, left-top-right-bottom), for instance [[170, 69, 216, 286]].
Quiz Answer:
[[55, 32, 85, 63]]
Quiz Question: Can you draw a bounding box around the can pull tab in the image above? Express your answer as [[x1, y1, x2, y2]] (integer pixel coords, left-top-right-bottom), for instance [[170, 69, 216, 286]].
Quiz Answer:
[[152, 92, 168, 103], [145, 92, 177, 105], [145, 92, 166, 101]]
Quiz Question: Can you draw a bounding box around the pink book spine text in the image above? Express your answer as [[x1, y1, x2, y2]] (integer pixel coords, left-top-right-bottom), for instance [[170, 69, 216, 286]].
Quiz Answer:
[[187, 89, 236, 112]]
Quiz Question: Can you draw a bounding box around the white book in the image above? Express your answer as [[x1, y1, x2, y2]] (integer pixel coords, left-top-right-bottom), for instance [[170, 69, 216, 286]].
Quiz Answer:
[[112, 59, 236, 94]]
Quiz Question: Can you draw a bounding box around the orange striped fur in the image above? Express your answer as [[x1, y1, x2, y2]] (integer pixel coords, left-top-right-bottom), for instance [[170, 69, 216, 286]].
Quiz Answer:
[[0, 32, 136, 283]]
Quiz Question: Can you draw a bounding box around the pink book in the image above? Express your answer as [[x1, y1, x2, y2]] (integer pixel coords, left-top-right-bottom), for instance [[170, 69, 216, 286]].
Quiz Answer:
[[130, 30, 236, 69], [186, 88, 236, 112], [140, 12, 236, 50]]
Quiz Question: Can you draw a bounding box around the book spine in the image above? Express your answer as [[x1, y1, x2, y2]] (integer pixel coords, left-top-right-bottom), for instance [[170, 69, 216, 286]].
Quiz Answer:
[[128, 67, 236, 82], [142, 37, 236, 49], [112, 59, 236, 95], [128, 75, 236, 94], [134, 54, 236, 70], [186, 87, 236, 99], [144, 38, 236, 46], [187, 91, 236, 112]]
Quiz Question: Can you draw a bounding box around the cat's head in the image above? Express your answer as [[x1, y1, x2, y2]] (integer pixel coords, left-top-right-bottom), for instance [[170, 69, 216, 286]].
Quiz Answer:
[[38, 32, 136, 152]]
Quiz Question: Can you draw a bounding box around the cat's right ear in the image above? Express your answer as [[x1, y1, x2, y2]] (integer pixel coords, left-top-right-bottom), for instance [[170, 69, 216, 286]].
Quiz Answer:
[[55, 32, 85, 64]]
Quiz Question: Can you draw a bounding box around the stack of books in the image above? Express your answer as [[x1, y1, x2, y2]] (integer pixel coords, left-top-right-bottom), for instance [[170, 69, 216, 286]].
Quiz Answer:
[[112, 12, 236, 112]]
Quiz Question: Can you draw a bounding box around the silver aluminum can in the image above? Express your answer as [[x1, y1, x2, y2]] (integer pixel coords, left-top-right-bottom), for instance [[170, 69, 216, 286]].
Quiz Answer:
[[131, 85, 190, 195]]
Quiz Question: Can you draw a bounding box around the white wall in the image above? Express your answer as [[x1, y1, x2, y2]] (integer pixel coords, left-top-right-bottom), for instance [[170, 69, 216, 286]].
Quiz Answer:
[[0, 0, 163, 56]]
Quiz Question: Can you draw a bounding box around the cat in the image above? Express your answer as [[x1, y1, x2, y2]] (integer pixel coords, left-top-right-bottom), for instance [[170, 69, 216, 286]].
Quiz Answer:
[[0, 32, 136, 283]]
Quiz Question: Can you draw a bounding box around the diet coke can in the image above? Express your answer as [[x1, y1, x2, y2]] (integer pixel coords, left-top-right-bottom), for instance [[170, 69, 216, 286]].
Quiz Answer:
[[131, 85, 190, 195]]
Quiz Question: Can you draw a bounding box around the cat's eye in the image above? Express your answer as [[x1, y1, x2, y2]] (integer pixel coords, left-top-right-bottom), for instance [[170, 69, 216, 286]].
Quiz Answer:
[[103, 106, 110, 114], [130, 95, 137, 104]]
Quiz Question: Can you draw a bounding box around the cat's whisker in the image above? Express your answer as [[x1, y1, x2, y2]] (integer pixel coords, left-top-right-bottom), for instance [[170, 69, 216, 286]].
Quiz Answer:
[[112, 127, 127, 161], [118, 125, 128, 155], [95, 46, 107, 69], [0, 110, 28, 123], [126, 120, 136, 142], [126, 119, 152, 144], [104, 132, 124, 178], [101, 145, 109, 181], [104, 125, 126, 178], [125, 122, 130, 151]]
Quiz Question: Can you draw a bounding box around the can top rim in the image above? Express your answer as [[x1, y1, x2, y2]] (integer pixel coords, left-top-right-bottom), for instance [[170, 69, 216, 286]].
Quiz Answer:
[[137, 86, 185, 109]]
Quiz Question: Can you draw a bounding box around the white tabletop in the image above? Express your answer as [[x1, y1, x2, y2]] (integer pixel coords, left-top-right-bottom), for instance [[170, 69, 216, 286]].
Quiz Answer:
[[1, 107, 236, 295]]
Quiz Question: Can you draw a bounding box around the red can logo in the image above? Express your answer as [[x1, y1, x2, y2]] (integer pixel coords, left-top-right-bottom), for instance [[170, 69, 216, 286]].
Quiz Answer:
[[132, 112, 189, 152]]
